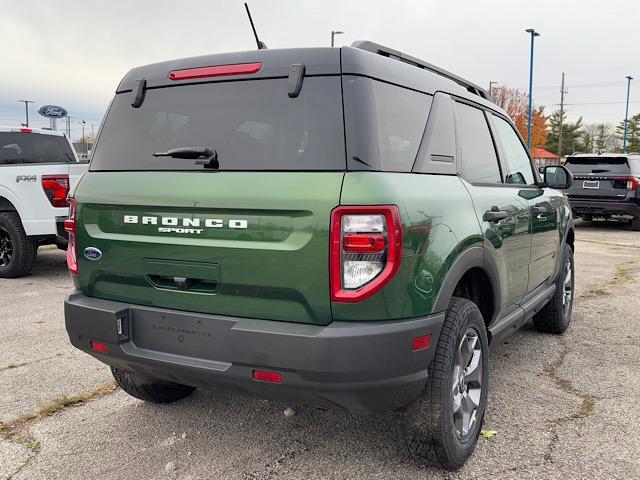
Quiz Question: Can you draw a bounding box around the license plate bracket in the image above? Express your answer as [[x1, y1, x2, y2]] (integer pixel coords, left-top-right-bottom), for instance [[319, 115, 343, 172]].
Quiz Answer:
[[583, 180, 600, 189]]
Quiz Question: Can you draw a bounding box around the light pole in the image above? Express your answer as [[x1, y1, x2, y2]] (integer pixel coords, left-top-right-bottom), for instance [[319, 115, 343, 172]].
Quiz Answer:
[[525, 28, 540, 150], [331, 30, 344, 47], [18, 100, 35, 128], [78, 121, 86, 157], [623, 75, 633, 153]]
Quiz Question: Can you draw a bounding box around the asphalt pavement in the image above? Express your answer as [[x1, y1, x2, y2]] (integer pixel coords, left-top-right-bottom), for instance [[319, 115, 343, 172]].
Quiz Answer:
[[1, 220, 639, 479]]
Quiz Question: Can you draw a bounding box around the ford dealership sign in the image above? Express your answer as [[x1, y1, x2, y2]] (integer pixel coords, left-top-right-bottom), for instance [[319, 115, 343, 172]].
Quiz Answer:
[[37, 105, 68, 118]]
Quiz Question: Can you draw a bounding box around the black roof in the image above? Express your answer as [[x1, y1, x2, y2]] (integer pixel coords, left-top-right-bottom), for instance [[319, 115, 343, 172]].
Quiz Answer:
[[115, 41, 501, 113]]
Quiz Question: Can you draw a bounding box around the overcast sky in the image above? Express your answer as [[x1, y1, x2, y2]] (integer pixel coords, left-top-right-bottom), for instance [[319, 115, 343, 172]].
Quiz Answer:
[[1, 0, 638, 140]]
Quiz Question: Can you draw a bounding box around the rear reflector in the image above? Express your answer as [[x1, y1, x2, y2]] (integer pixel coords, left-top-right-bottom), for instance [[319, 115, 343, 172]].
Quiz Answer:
[[169, 63, 262, 81], [252, 370, 282, 383], [412, 335, 431, 351], [90, 341, 109, 353]]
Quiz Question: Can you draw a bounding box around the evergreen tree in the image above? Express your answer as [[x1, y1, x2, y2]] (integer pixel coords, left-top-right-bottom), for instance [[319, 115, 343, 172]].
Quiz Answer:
[[614, 113, 640, 152], [546, 110, 583, 157]]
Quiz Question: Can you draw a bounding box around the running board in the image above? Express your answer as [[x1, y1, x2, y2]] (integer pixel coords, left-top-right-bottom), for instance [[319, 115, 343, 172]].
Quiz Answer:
[[489, 284, 556, 347]]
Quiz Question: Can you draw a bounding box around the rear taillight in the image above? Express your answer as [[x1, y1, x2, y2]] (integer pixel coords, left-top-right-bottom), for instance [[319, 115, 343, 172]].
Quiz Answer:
[[65, 198, 79, 275], [612, 176, 639, 191], [330, 206, 402, 303], [41, 175, 69, 208]]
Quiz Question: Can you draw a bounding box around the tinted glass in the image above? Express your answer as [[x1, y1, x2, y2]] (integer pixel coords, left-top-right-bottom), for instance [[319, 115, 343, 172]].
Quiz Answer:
[[0, 132, 75, 164], [91, 77, 345, 171], [455, 103, 501, 183], [343, 76, 431, 172], [565, 157, 631, 175], [491, 115, 535, 185]]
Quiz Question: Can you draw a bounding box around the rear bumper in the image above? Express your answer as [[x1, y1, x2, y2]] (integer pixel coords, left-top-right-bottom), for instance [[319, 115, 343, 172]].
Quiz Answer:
[[568, 199, 640, 218], [64, 290, 444, 413]]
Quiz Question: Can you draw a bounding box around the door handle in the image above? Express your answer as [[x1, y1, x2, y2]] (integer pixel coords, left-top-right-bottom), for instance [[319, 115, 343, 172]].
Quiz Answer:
[[483, 209, 509, 222], [531, 206, 547, 214]]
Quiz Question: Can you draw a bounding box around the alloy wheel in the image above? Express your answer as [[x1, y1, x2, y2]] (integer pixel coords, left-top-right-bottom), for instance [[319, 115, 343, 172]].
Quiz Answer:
[[0, 226, 12, 267], [452, 327, 483, 438]]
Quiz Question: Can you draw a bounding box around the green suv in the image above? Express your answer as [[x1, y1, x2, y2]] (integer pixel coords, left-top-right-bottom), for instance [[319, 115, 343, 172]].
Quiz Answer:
[[65, 41, 575, 469]]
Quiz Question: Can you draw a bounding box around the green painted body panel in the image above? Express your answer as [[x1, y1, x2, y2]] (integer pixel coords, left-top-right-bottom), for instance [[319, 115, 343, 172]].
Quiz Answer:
[[334, 172, 482, 321], [72, 171, 344, 326], [72, 170, 572, 327]]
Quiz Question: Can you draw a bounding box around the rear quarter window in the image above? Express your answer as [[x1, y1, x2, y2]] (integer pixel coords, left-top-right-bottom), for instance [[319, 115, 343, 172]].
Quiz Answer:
[[343, 76, 432, 172], [90, 77, 346, 171]]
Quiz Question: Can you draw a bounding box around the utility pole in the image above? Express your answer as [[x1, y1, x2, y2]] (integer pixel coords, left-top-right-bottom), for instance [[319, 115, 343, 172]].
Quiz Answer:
[[18, 100, 35, 127], [330, 30, 344, 47], [557, 73, 567, 159], [623, 75, 633, 153], [525, 28, 540, 150]]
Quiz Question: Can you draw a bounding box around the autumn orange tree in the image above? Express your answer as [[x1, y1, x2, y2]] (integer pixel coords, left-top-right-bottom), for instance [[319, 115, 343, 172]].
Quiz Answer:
[[490, 85, 548, 150]]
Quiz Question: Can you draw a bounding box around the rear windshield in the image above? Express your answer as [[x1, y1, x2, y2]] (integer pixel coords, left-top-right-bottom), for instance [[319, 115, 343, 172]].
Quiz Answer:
[[91, 77, 346, 171], [0, 132, 75, 164], [565, 157, 630, 174]]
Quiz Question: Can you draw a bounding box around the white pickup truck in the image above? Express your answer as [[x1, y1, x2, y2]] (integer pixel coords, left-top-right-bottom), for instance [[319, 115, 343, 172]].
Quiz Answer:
[[0, 127, 87, 277]]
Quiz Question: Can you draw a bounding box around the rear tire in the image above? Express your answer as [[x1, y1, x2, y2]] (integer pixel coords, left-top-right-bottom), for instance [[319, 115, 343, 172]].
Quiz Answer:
[[631, 217, 640, 232], [111, 367, 196, 404], [0, 212, 37, 278], [533, 243, 574, 333], [397, 297, 489, 470]]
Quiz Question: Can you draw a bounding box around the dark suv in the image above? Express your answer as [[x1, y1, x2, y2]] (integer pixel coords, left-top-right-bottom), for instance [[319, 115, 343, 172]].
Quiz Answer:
[[64, 41, 575, 469], [564, 153, 640, 230]]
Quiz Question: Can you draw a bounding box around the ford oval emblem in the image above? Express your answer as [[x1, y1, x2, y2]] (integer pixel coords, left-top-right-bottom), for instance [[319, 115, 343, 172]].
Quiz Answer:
[[83, 247, 102, 261], [37, 105, 68, 118]]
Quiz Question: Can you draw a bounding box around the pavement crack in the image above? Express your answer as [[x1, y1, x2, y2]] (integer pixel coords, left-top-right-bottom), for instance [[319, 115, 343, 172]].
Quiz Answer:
[[0, 363, 28, 373], [242, 439, 310, 479], [0, 381, 118, 447], [581, 261, 636, 298]]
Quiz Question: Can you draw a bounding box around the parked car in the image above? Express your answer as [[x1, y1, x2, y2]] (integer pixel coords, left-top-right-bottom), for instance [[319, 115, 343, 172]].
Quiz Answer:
[[64, 41, 575, 469], [563, 153, 640, 230], [0, 127, 87, 277]]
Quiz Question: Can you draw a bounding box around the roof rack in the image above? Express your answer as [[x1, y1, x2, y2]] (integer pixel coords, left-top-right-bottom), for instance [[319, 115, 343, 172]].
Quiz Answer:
[[351, 40, 491, 101]]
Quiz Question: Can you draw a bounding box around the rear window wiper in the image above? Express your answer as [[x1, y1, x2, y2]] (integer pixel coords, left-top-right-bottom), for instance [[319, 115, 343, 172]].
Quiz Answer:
[[153, 147, 219, 169]]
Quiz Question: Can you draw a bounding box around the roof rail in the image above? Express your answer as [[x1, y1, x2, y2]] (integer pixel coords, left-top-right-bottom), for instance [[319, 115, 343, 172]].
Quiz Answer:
[[351, 40, 491, 101]]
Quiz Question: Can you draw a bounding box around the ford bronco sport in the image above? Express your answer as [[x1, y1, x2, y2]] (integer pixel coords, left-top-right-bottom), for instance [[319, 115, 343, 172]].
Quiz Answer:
[[65, 41, 575, 469]]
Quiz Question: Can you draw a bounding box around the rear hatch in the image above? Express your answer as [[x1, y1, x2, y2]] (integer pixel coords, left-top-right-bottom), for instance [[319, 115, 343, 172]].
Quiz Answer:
[[73, 55, 345, 326], [564, 156, 635, 201]]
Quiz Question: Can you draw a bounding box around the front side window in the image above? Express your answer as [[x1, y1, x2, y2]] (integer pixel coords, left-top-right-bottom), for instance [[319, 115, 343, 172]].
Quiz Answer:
[[491, 115, 535, 185], [455, 103, 501, 184]]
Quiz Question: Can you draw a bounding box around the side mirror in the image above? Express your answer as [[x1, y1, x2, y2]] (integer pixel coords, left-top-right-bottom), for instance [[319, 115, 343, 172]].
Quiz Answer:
[[542, 165, 573, 189]]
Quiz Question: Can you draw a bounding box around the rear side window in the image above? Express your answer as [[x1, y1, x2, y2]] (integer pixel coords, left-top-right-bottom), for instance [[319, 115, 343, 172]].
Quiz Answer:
[[565, 157, 631, 175], [91, 77, 345, 171], [343, 76, 431, 172], [491, 115, 535, 185], [0, 133, 75, 164], [455, 103, 501, 184]]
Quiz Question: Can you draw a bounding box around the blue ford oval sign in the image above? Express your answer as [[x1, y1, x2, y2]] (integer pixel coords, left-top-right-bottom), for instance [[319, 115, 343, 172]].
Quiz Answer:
[[38, 105, 68, 118], [83, 247, 102, 261]]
